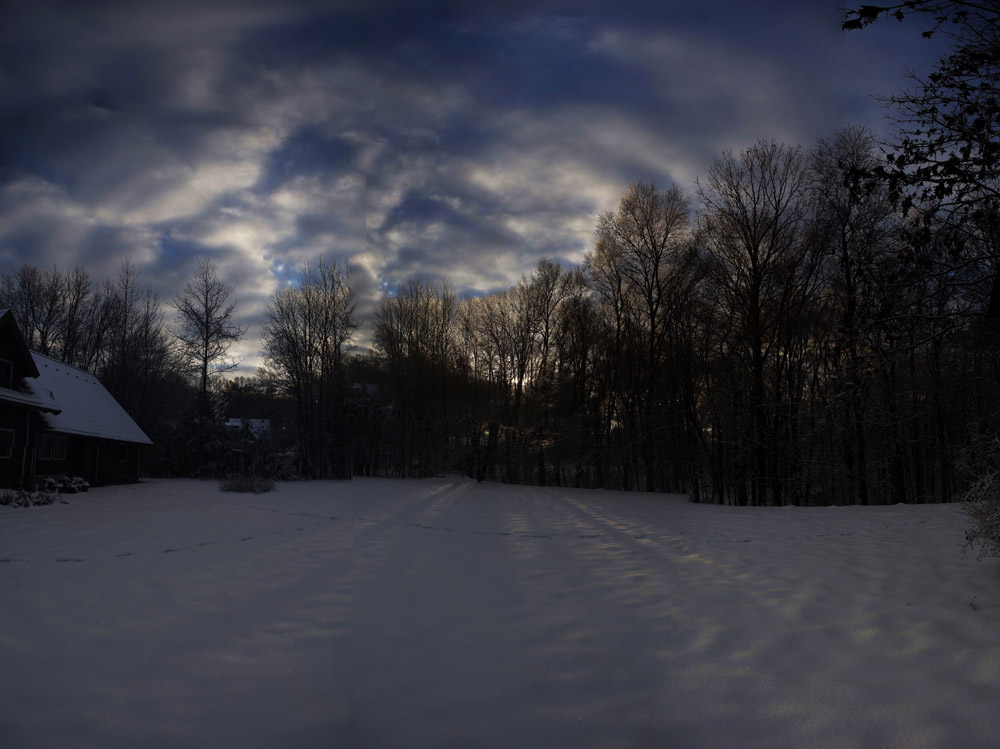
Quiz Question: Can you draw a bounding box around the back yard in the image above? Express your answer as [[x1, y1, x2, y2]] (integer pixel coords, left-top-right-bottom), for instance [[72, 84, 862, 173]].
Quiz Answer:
[[1, 478, 998, 747]]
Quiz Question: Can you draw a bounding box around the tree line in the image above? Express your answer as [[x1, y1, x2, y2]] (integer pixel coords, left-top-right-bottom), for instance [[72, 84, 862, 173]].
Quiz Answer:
[[5, 122, 995, 505], [360, 128, 999, 505], [0, 259, 187, 444], [3, 2, 998, 505]]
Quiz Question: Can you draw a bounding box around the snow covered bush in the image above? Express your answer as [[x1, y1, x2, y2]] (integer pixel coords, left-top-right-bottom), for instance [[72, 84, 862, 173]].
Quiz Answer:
[[958, 436, 1000, 561], [0, 488, 60, 507], [218, 425, 287, 493], [962, 471, 1000, 561], [38, 475, 90, 494], [61, 476, 90, 493]]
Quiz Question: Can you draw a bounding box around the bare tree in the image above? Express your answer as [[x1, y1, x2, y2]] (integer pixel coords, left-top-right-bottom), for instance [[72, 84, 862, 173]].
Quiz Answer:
[[526, 259, 565, 406], [372, 279, 458, 477], [172, 258, 247, 419], [0, 265, 54, 352], [698, 141, 815, 505], [261, 259, 356, 478], [59, 266, 100, 370], [591, 182, 695, 491], [808, 125, 900, 505]]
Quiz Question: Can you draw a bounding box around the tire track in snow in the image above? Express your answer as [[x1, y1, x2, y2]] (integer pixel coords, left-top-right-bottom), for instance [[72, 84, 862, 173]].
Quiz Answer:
[[0, 494, 959, 565]]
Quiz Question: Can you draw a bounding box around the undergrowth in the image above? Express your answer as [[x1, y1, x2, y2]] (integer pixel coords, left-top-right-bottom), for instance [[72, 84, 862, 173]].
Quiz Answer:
[[958, 435, 1000, 561], [962, 470, 1000, 561]]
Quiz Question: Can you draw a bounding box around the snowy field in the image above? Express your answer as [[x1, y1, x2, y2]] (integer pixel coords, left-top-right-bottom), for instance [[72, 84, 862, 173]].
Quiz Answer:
[[1, 478, 999, 748]]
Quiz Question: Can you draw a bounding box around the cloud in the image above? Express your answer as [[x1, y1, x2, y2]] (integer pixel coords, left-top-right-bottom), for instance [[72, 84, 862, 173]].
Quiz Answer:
[[0, 0, 938, 375], [0, 176, 160, 276]]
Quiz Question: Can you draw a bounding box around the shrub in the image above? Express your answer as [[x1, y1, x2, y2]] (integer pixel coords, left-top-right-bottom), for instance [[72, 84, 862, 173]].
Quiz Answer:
[[169, 416, 234, 478], [38, 475, 89, 494], [230, 422, 298, 481], [962, 469, 1000, 561], [0, 488, 60, 507], [157, 415, 298, 481], [958, 435, 1000, 561]]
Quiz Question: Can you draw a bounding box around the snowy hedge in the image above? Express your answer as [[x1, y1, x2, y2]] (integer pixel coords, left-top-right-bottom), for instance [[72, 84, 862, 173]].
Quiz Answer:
[[959, 436, 1000, 561], [0, 488, 60, 508], [962, 469, 1000, 561]]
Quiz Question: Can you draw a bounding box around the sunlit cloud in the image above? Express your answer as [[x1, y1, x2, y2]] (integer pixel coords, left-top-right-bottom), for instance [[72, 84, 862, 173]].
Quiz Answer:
[[0, 0, 941, 373]]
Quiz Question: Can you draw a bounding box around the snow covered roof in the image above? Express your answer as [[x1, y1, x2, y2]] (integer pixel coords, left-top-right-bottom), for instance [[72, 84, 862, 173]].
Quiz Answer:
[[25, 353, 153, 445], [0, 383, 61, 413]]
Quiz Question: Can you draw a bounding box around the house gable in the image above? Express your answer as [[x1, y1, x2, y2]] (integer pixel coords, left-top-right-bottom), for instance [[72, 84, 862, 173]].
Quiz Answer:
[[0, 309, 39, 381], [0, 310, 152, 488]]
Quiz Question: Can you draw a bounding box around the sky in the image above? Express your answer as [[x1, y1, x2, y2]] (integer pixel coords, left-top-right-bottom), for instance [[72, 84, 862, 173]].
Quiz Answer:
[[0, 0, 951, 370]]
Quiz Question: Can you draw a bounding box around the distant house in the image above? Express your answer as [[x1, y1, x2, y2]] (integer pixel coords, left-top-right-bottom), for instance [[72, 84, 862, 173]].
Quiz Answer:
[[224, 418, 270, 436], [0, 309, 152, 489], [351, 382, 378, 398]]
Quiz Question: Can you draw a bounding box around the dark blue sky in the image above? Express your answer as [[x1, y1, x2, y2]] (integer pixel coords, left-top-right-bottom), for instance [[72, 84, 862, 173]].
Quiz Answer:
[[0, 0, 947, 367]]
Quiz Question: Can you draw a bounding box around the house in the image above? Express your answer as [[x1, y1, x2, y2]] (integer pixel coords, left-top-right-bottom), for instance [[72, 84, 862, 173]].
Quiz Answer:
[[351, 382, 379, 398], [224, 418, 270, 436], [0, 309, 152, 489]]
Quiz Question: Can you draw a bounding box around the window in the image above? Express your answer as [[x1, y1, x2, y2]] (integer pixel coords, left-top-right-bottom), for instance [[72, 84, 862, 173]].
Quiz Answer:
[[0, 429, 13, 460], [118, 442, 128, 462], [0, 359, 12, 389], [38, 434, 52, 460], [38, 434, 67, 461]]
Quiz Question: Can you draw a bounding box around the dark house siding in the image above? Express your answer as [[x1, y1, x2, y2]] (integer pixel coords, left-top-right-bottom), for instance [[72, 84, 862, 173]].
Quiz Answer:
[[0, 326, 35, 384], [84, 438, 142, 486], [0, 407, 30, 488], [27, 427, 145, 487]]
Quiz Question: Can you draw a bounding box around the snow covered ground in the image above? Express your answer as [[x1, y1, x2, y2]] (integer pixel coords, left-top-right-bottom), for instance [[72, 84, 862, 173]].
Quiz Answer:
[[1, 478, 998, 748]]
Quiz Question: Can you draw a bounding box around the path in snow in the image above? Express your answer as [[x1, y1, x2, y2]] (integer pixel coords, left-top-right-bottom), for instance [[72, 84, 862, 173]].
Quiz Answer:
[[1, 477, 998, 748]]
